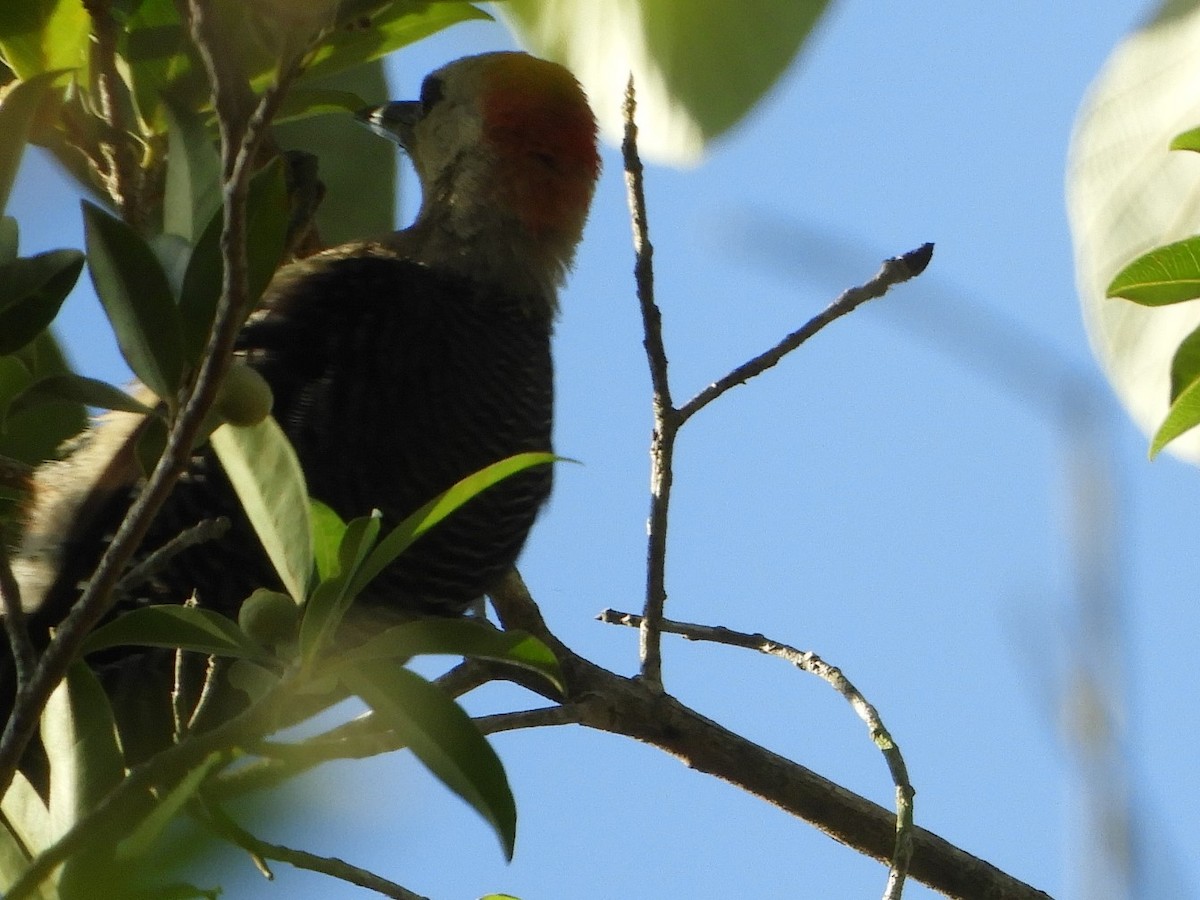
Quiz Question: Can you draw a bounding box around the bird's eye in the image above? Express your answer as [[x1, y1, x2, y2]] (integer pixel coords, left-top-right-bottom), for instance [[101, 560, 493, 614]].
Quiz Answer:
[[420, 76, 444, 114]]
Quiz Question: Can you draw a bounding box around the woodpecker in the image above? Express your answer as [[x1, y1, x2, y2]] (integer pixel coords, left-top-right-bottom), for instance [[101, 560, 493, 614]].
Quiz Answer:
[[5, 52, 599, 758]]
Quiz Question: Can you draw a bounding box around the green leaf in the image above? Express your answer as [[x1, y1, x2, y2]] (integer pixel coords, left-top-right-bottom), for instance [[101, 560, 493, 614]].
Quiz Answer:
[[82, 200, 183, 398], [42, 662, 125, 840], [0, 769, 51, 859], [500, 0, 831, 163], [123, 0, 202, 135], [82, 605, 267, 660], [1068, 2, 1200, 463], [275, 88, 367, 125], [134, 412, 168, 477], [0, 248, 84, 353], [0, 810, 54, 899], [1169, 320, 1200, 402], [210, 417, 313, 603], [331, 619, 563, 692], [163, 97, 221, 243], [115, 753, 222, 861], [1106, 236, 1200, 306], [0, 71, 62, 214], [1150, 372, 1200, 458], [310, 498, 347, 582], [274, 2, 489, 89], [299, 511, 381, 657], [0, 330, 86, 466], [1170, 124, 1200, 152], [178, 157, 289, 365], [351, 452, 557, 599], [274, 63, 396, 245], [0, 216, 19, 264], [0, 0, 89, 81], [5, 373, 158, 425], [342, 661, 516, 859]]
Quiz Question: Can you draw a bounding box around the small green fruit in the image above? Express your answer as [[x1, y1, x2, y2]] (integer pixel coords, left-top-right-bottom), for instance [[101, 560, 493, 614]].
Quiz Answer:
[[238, 589, 300, 646], [217, 363, 274, 426]]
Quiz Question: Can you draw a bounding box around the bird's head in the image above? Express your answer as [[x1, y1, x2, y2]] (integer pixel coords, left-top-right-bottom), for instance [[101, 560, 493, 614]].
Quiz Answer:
[[359, 52, 600, 310]]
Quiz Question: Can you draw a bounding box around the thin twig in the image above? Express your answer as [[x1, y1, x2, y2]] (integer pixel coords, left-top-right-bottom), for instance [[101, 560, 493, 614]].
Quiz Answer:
[[203, 799, 429, 900], [622, 75, 671, 691], [598, 608, 914, 898], [0, 549, 33, 688], [118, 517, 230, 596], [677, 243, 934, 425], [186, 655, 221, 733]]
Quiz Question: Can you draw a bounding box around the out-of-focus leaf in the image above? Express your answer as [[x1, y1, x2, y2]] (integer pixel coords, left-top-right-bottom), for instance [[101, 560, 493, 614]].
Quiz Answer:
[[0, 330, 86, 466], [1068, 0, 1200, 463], [342, 661, 517, 859], [210, 417, 312, 603], [123, 0, 202, 134], [1106, 236, 1200, 306], [0, 216, 18, 264], [0, 769, 51, 860], [0, 1, 88, 82], [310, 498, 347, 582], [82, 200, 183, 399], [331, 619, 563, 691], [0, 815, 54, 898], [0, 248, 84, 353], [42, 662, 125, 841], [274, 2, 489, 89], [351, 452, 556, 598], [178, 157, 289, 364], [0, 70, 62, 214], [275, 63, 396, 245], [163, 98, 221, 243], [1170, 321, 1200, 401], [5, 373, 157, 425], [500, 0, 829, 163], [275, 88, 367, 124], [243, 157, 290, 302], [82, 605, 268, 660], [114, 753, 222, 861], [134, 412, 167, 477], [1170, 124, 1200, 152]]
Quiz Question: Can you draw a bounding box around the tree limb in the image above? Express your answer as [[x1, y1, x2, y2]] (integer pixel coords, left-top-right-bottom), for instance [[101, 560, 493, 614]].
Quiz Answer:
[[491, 571, 1049, 900]]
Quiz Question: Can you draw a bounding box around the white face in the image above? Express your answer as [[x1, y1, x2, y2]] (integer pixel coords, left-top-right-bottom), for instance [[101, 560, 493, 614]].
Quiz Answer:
[[407, 58, 491, 210]]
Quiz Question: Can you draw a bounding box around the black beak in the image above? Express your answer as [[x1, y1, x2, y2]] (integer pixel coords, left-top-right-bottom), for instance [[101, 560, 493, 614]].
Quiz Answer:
[[355, 102, 422, 151]]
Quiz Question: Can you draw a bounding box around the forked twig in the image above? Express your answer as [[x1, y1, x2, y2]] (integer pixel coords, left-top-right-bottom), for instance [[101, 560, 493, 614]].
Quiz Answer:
[[621, 74, 933, 697]]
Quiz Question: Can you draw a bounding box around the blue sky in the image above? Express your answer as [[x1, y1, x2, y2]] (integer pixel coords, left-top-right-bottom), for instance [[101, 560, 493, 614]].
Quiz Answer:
[[11, 1, 1200, 898]]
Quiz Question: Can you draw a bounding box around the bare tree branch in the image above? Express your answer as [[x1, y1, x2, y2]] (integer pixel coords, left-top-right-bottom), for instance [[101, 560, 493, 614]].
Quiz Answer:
[[622, 76, 671, 691], [598, 608, 914, 899], [491, 571, 1048, 900]]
